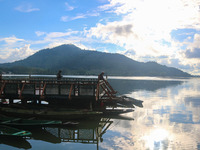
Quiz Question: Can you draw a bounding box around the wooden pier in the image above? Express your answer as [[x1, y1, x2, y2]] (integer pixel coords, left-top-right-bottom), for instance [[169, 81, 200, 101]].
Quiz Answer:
[[0, 74, 117, 107], [0, 74, 142, 118]]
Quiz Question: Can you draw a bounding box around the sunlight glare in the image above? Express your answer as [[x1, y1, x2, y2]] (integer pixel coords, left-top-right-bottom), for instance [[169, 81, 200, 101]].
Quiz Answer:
[[142, 128, 170, 150]]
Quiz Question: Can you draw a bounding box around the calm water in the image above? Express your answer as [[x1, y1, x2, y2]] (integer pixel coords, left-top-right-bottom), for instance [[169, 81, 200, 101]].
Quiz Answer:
[[0, 77, 200, 150]]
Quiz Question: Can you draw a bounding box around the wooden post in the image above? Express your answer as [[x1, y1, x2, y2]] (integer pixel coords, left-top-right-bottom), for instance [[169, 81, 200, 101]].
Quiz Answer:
[[0, 81, 6, 96], [39, 83, 41, 95], [96, 83, 99, 101], [68, 84, 73, 100], [58, 84, 61, 95], [41, 83, 46, 99], [19, 83, 26, 98]]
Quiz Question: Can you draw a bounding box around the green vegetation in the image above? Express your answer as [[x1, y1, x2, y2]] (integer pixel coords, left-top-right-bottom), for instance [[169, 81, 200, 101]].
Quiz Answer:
[[0, 44, 191, 77]]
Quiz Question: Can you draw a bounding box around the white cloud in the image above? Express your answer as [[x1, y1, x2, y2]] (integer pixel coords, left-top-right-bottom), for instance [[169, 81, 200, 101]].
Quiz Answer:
[[0, 44, 35, 63], [35, 31, 46, 37], [87, 0, 200, 74], [61, 14, 86, 22], [11, 44, 35, 60], [174, 33, 200, 74], [0, 36, 25, 45], [15, 3, 40, 13], [60, 16, 69, 22], [0, 36, 36, 63], [44, 30, 79, 40], [61, 12, 99, 22], [65, 2, 75, 11], [31, 30, 89, 49], [185, 34, 200, 57]]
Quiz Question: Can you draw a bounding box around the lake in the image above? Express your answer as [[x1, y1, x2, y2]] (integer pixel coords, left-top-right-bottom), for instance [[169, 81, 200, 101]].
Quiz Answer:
[[0, 77, 200, 150]]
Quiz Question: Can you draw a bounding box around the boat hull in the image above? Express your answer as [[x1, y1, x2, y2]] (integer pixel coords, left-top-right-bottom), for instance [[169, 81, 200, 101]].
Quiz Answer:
[[0, 105, 133, 120], [0, 106, 103, 120]]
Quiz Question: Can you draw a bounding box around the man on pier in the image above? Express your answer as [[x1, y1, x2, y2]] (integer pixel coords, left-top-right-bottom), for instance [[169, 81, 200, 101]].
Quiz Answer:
[[57, 70, 62, 80], [98, 72, 105, 81]]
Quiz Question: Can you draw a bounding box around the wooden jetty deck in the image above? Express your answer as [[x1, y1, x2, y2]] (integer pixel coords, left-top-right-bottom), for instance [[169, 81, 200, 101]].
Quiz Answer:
[[0, 74, 117, 107]]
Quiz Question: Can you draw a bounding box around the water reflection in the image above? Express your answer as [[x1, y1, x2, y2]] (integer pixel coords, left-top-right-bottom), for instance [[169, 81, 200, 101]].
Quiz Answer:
[[142, 128, 171, 150], [108, 79, 183, 95], [32, 118, 113, 146], [104, 78, 200, 150], [0, 116, 132, 150]]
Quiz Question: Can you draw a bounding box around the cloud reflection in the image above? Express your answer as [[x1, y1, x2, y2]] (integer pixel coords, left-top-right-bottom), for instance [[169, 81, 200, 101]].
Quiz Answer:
[[101, 78, 200, 150], [142, 127, 171, 150]]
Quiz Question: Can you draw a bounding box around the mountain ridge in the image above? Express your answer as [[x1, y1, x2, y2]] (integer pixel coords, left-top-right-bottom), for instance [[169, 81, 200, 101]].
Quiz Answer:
[[0, 44, 191, 77]]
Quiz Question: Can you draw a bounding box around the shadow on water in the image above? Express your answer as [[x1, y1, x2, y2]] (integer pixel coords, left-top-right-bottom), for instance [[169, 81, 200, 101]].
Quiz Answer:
[[0, 114, 134, 150], [108, 79, 183, 95]]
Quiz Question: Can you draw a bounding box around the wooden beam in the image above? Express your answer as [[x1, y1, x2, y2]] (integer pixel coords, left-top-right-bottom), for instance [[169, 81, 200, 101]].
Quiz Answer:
[[104, 80, 117, 94], [102, 83, 114, 97], [100, 84, 112, 100]]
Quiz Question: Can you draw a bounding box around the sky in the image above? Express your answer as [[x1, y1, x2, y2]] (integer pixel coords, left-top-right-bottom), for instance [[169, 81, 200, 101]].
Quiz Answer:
[[0, 0, 200, 75]]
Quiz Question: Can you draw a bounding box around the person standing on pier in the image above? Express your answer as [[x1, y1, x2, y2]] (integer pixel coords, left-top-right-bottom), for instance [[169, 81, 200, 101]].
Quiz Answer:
[[57, 70, 62, 80], [98, 72, 105, 81]]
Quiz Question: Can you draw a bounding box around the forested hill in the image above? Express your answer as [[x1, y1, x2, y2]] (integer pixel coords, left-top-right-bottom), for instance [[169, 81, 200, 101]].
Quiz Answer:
[[0, 44, 191, 77]]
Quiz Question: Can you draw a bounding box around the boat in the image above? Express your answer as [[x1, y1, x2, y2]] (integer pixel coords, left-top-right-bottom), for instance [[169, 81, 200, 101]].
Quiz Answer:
[[0, 73, 142, 118], [0, 104, 133, 120], [0, 125, 32, 137]]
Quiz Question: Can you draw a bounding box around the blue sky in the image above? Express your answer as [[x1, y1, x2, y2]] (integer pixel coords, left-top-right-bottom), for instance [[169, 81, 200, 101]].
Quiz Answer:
[[0, 0, 200, 75]]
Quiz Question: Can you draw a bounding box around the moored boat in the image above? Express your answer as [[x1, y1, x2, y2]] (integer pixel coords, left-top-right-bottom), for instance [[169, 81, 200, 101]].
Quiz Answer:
[[0, 105, 103, 119], [0, 104, 133, 120], [0, 73, 142, 119]]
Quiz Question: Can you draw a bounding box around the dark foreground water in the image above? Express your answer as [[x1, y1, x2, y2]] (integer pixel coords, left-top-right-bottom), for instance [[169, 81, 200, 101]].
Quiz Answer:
[[0, 77, 200, 150]]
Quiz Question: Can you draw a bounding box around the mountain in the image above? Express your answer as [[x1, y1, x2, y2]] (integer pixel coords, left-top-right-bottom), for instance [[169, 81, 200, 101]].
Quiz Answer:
[[0, 44, 191, 77]]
